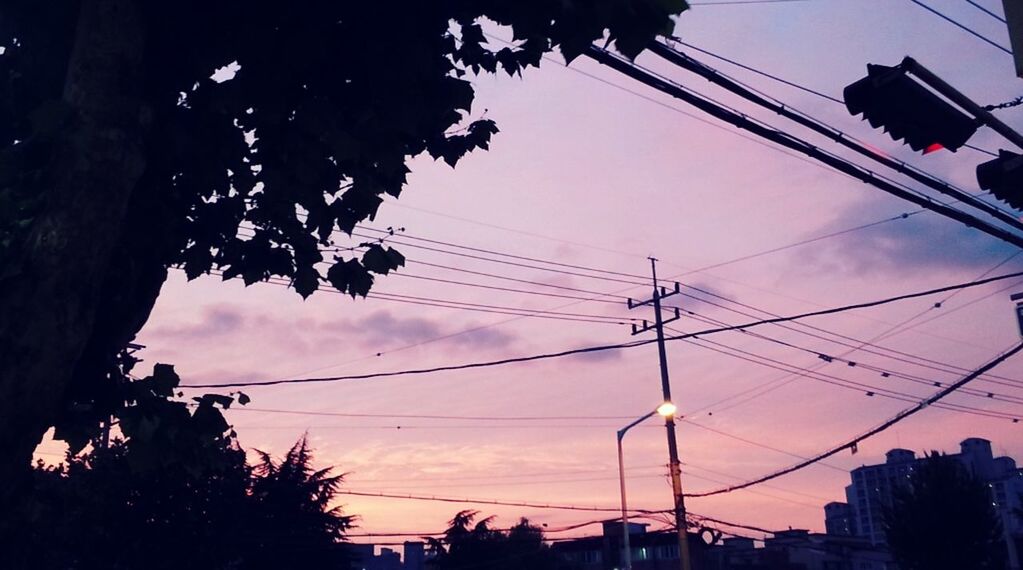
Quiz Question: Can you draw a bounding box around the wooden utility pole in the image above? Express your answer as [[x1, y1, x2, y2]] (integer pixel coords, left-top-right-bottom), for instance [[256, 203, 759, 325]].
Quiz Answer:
[[627, 258, 692, 570]]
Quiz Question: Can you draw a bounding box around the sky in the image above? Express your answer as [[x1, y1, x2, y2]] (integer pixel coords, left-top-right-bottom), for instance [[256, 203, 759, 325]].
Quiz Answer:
[[36, 0, 1023, 552]]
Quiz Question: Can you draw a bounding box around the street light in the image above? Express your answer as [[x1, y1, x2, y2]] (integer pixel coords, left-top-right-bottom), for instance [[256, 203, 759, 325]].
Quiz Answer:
[[617, 402, 677, 570]]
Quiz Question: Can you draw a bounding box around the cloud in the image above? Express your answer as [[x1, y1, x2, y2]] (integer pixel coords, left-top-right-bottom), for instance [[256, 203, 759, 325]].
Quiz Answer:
[[324, 310, 518, 351], [146, 305, 247, 340], [801, 199, 1019, 276], [567, 347, 624, 363]]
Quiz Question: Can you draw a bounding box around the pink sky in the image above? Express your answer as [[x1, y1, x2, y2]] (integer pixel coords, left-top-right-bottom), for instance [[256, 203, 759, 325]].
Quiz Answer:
[[37, 0, 1023, 550]]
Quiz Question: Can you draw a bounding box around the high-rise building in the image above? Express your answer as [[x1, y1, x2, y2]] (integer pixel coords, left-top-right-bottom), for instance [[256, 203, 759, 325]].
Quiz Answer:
[[403, 541, 426, 570], [823, 437, 1023, 568]]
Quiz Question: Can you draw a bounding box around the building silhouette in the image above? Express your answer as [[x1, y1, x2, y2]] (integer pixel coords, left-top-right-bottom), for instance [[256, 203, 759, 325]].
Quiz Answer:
[[551, 521, 890, 569], [349, 541, 426, 570], [823, 437, 1023, 568]]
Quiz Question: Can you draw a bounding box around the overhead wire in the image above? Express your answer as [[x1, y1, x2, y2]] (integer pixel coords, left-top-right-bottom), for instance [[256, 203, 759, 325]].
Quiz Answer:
[[584, 46, 1023, 251], [867, 250, 1023, 343], [679, 279, 1023, 386], [909, 0, 1013, 54], [180, 269, 1023, 389], [649, 40, 1023, 230], [965, 0, 1007, 23], [686, 341, 1023, 497], [667, 325, 1023, 421], [673, 309, 1023, 408], [231, 221, 1023, 394], [677, 291, 1023, 397], [660, 39, 1001, 157]]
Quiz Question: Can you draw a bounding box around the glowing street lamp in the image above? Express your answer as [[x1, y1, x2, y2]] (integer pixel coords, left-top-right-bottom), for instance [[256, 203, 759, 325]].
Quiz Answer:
[[617, 402, 677, 570]]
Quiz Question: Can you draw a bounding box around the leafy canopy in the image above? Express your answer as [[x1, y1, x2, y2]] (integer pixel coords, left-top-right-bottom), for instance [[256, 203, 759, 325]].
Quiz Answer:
[[884, 452, 1006, 570], [0, 0, 687, 452], [428, 510, 559, 570], [1, 0, 688, 297], [6, 435, 353, 570]]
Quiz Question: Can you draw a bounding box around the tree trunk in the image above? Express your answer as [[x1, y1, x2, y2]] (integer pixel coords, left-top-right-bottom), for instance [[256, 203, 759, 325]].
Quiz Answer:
[[0, 0, 147, 506]]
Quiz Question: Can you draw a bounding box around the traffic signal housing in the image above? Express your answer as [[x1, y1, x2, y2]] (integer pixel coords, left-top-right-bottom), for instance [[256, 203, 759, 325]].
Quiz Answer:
[[844, 64, 979, 153], [978, 150, 1023, 210]]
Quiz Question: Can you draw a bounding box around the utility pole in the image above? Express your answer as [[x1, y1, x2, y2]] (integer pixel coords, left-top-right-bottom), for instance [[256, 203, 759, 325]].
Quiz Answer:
[[627, 258, 692, 570], [1003, 0, 1023, 79]]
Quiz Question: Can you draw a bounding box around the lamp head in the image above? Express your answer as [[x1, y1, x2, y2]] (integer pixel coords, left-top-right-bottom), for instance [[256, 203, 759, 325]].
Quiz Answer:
[[656, 402, 677, 417]]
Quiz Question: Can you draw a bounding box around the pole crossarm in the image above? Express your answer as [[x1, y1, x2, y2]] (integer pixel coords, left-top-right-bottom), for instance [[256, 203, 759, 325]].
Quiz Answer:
[[621, 258, 694, 570]]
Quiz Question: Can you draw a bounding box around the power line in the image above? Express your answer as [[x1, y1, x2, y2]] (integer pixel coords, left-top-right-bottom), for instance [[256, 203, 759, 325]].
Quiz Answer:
[[350, 224, 1019, 369], [674, 310, 1023, 409], [670, 212, 922, 276], [350, 231, 649, 287], [338, 490, 783, 541], [180, 269, 1023, 389], [275, 209, 965, 383], [398, 259, 629, 300], [482, 32, 848, 179], [366, 291, 636, 324], [662, 39, 1001, 157], [686, 342, 1023, 497], [355, 226, 646, 281], [585, 46, 1023, 251], [226, 404, 850, 482], [345, 518, 610, 539], [198, 268, 633, 326], [388, 272, 623, 305], [366, 210, 921, 292], [239, 226, 1023, 379], [681, 419, 847, 472], [867, 251, 1023, 344], [663, 39, 844, 104], [909, 0, 1012, 54], [676, 291, 1023, 402], [649, 41, 1023, 232], [231, 403, 851, 480], [966, 0, 1007, 23], [337, 490, 654, 513], [359, 217, 992, 361], [966, 143, 1000, 157], [679, 280, 1023, 387], [672, 327, 1023, 421], [229, 407, 635, 421]]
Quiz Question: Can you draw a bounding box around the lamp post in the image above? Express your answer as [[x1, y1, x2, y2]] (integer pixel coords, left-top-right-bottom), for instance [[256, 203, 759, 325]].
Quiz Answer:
[[618, 402, 677, 570]]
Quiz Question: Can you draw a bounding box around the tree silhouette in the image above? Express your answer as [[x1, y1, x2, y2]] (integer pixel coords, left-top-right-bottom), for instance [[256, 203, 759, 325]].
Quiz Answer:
[[0, 0, 689, 503], [884, 451, 1006, 570], [243, 436, 355, 570], [427, 510, 558, 570], [4, 435, 353, 570]]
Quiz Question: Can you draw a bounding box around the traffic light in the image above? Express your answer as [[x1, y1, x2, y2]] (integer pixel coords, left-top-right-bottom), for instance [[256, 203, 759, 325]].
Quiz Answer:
[[844, 64, 979, 153], [978, 150, 1023, 210]]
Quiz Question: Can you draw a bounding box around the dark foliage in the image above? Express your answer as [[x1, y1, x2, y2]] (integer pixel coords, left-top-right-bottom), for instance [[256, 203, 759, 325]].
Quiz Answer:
[[427, 510, 558, 570], [0, 0, 689, 467], [884, 451, 1006, 570], [5, 436, 352, 570]]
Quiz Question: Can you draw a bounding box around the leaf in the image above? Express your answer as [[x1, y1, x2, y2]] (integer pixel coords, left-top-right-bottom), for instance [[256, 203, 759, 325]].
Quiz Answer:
[[384, 247, 405, 269], [293, 265, 320, 298], [361, 244, 403, 275], [150, 363, 181, 397], [199, 393, 235, 409], [192, 403, 230, 436], [326, 258, 374, 297]]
